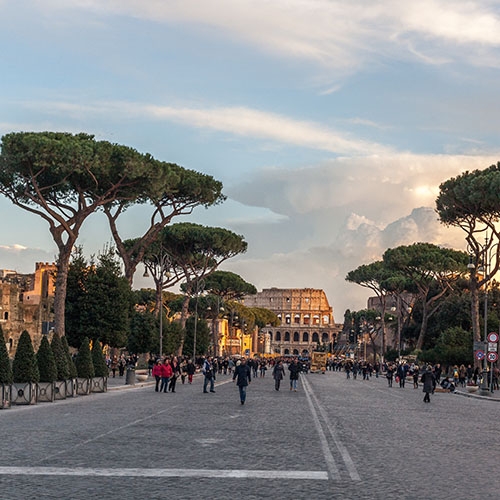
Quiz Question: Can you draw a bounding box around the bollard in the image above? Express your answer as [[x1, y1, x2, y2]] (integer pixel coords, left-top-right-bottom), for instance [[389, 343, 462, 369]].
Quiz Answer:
[[125, 367, 136, 385]]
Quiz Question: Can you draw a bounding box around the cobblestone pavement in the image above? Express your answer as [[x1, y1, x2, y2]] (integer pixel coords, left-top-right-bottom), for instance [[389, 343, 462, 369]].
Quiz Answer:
[[1, 370, 499, 499]]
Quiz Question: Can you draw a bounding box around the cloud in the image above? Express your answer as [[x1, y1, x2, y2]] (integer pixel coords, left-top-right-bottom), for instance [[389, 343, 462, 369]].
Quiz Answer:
[[24, 100, 395, 156], [37, 0, 500, 77]]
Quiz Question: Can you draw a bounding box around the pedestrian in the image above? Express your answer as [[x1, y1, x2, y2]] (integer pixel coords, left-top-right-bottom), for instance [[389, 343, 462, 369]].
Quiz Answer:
[[233, 357, 251, 404], [421, 365, 436, 403], [118, 356, 126, 377], [288, 357, 301, 391], [152, 359, 162, 392], [160, 358, 173, 393], [203, 356, 216, 393], [168, 356, 181, 393], [272, 360, 285, 391], [386, 363, 394, 387], [110, 356, 118, 378], [413, 364, 420, 389], [396, 362, 407, 388], [186, 359, 196, 384]]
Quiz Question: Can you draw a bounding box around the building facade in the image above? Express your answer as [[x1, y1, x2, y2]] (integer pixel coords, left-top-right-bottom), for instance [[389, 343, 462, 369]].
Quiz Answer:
[[243, 288, 342, 356], [0, 263, 56, 356]]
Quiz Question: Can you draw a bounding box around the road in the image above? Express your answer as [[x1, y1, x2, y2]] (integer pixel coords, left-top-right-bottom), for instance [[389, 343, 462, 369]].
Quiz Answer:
[[0, 370, 498, 499]]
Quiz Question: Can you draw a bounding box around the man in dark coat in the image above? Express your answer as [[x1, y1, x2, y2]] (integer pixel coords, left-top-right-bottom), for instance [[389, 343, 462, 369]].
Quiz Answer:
[[421, 365, 436, 403], [233, 358, 251, 405]]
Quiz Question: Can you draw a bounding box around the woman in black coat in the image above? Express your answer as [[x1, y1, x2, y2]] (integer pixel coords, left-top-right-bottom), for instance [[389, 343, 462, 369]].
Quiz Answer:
[[421, 366, 436, 403]]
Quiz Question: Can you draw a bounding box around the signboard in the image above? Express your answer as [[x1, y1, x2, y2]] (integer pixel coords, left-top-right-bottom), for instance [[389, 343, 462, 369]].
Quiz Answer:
[[487, 351, 498, 363], [488, 332, 499, 343], [474, 341, 486, 351], [488, 342, 498, 352], [475, 350, 485, 361]]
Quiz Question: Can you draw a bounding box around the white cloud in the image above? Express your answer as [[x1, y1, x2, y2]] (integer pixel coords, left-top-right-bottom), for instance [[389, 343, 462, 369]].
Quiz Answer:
[[25, 100, 395, 156]]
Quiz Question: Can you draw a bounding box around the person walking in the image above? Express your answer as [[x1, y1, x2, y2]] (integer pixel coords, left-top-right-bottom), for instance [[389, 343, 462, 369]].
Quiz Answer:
[[203, 356, 216, 393], [272, 360, 285, 391], [152, 359, 162, 392], [160, 358, 173, 393], [288, 357, 301, 391], [233, 357, 251, 404], [396, 362, 407, 388], [168, 356, 181, 393], [386, 363, 395, 387], [186, 359, 196, 384], [421, 365, 436, 403]]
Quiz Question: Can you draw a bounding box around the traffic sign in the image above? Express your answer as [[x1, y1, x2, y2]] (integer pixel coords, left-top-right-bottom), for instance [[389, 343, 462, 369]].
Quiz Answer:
[[488, 342, 498, 352], [475, 350, 485, 360], [487, 351, 498, 363], [488, 332, 499, 343]]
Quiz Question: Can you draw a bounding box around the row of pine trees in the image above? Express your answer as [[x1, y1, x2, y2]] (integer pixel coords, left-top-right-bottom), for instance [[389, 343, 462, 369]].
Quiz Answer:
[[0, 325, 108, 385]]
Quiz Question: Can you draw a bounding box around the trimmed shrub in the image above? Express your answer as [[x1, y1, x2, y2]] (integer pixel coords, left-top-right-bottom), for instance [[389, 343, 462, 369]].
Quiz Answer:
[[0, 325, 13, 384], [91, 341, 108, 378], [74, 337, 94, 379], [51, 332, 69, 380], [61, 336, 78, 379], [12, 330, 39, 383], [37, 336, 58, 383]]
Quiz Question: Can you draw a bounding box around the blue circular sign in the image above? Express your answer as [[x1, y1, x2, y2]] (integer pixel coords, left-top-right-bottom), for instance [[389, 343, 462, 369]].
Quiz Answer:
[[475, 350, 485, 360]]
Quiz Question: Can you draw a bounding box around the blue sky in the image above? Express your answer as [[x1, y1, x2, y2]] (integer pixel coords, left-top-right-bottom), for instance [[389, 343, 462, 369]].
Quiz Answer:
[[2, 0, 500, 318]]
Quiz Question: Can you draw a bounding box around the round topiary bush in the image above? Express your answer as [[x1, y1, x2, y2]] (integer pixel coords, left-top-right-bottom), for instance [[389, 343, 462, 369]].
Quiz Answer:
[[12, 330, 39, 383], [74, 337, 94, 379], [91, 341, 108, 378], [50, 332, 69, 381], [37, 336, 58, 383], [0, 325, 13, 385]]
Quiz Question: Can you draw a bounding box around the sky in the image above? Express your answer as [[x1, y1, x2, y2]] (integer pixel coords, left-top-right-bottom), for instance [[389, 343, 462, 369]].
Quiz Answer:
[[1, 0, 500, 320]]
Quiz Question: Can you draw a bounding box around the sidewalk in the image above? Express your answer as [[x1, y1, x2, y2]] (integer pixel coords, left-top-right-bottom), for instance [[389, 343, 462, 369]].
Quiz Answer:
[[106, 371, 155, 391], [453, 385, 500, 402]]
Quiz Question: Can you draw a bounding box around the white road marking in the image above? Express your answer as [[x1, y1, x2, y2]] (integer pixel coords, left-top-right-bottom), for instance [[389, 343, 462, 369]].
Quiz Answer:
[[302, 375, 361, 481], [0, 467, 328, 480], [302, 377, 340, 480]]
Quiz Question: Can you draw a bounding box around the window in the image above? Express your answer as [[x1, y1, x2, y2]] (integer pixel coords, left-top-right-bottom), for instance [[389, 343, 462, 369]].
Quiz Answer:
[[293, 332, 299, 342], [268, 331, 273, 341], [312, 333, 319, 343], [323, 315, 329, 325], [294, 314, 300, 324], [322, 333, 329, 343], [284, 332, 290, 342], [303, 332, 309, 342], [304, 314, 310, 325], [285, 314, 291, 324], [313, 315, 320, 325], [276, 332, 281, 341]]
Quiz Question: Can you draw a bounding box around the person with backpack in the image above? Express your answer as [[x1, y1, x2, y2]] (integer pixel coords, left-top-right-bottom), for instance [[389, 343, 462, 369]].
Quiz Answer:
[[203, 356, 216, 393]]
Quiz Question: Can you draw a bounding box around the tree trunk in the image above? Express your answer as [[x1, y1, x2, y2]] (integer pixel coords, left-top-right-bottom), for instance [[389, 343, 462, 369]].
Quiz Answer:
[[53, 245, 73, 338], [177, 294, 190, 357]]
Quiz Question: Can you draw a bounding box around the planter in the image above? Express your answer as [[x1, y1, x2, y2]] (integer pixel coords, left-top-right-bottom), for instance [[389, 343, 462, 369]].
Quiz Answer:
[[66, 378, 78, 398], [12, 382, 37, 405], [91, 376, 107, 393], [467, 385, 479, 393], [37, 382, 55, 403], [54, 380, 67, 400], [0, 384, 12, 409], [76, 377, 91, 396], [135, 369, 148, 382]]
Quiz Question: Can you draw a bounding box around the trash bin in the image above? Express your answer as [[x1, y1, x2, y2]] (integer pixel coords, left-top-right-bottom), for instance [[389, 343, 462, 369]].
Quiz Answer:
[[125, 367, 136, 385]]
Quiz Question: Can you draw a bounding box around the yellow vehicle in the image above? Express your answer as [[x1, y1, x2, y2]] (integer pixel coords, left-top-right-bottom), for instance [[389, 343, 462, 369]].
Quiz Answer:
[[310, 351, 327, 373]]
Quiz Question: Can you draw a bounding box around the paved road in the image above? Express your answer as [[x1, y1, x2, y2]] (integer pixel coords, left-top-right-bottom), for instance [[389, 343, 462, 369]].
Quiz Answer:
[[0, 370, 499, 499]]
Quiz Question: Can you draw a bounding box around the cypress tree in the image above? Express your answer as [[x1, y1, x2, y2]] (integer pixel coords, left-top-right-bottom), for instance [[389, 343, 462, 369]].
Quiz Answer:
[[37, 336, 58, 383], [0, 325, 13, 384], [91, 341, 109, 378], [61, 336, 77, 379], [50, 332, 69, 380], [74, 337, 94, 379], [12, 330, 39, 383]]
